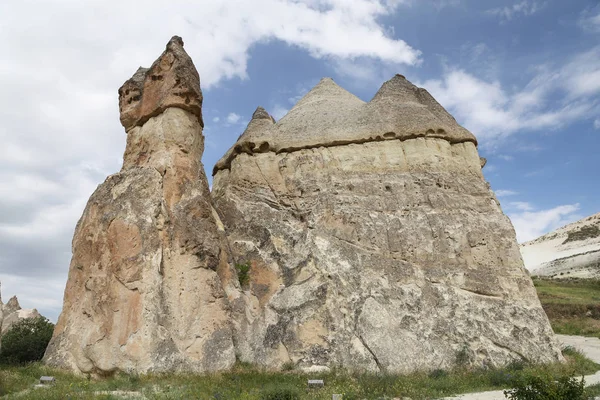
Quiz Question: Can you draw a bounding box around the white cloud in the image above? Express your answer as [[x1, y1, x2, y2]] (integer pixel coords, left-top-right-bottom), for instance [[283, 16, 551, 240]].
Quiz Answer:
[[495, 189, 518, 197], [271, 105, 290, 120], [509, 201, 534, 211], [226, 113, 242, 124], [579, 7, 600, 33], [487, 1, 546, 22], [594, 119, 600, 130], [507, 203, 581, 243], [212, 117, 220, 123], [498, 154, 514, 161], [420, 47, 600, 146]]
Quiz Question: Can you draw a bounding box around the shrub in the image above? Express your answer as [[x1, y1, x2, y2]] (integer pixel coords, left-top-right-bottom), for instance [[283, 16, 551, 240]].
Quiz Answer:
[[455, 344, 471, 368], [235, 262, 251, 287], [260, 383, 301, 400], [504, 373, 586, 400], [281, 361, 296, 371], [0, 317, 54, 365], [428, 368, 448, 379]]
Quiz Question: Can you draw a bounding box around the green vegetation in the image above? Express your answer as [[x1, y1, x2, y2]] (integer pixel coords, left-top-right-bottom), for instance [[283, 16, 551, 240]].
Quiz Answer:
[[0, 316, 54, 365], [235, 261, 252, 287], [0, 348, 598, 399], [533, 277, 600, 338], [504, 373, 586, 400], [563, 225, 600, 244]]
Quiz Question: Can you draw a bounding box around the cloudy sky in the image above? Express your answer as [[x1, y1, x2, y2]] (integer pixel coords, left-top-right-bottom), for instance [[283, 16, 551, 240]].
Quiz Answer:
[[1, 0, 599, 321]]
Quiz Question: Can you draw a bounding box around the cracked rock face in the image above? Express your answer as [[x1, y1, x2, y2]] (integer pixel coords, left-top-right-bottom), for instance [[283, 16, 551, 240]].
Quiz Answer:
[[212, 76, 563, 372], [43, 37, 236, 375]]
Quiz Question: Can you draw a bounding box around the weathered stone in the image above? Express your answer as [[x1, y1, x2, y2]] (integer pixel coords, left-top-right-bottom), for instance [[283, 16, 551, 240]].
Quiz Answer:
[[43, 38, 236, 375], [0, 286, 43, 336], [118, 36, 203, 132], [47, 36, 563, 375], [212, 76, 563, 372]]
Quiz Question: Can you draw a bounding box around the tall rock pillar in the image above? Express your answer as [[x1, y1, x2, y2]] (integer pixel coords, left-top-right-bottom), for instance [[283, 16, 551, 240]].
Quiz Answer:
[[44, 37, 236, 375]]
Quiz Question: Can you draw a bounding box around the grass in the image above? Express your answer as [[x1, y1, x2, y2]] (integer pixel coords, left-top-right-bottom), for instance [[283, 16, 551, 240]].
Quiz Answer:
[[0, 349, 599, 400], [533, 277, 600, 338], [235, 262, 251, 288]]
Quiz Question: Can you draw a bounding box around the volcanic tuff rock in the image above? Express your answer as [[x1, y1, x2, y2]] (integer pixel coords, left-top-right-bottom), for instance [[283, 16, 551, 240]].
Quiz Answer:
[[44, 37, 237, 375], [47, 36, 563, 375], [212, 76, 563, 372], [521, 212, 600, 278]]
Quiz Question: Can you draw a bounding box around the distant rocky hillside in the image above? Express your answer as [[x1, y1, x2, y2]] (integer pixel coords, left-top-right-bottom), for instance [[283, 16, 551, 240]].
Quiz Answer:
[[521, 213, 600, 278]]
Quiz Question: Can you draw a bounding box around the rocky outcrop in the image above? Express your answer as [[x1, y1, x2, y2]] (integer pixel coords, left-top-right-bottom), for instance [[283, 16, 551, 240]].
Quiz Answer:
[[44, 37, 237, 375], [521, 212, 600, 278], [0, 285, 43, 352], [212, 76, 563, 372], [47, 37, 563, 375]]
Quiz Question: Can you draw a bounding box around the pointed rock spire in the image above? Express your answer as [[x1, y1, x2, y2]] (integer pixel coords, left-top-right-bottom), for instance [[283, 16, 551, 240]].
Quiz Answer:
[[251, 106, 275, 122], [240, 106, 275, 139], [370, 74, 421, 104], [118, 35, 203, 131], [5, 296, 20, 314], [289, 77, 364, 113]]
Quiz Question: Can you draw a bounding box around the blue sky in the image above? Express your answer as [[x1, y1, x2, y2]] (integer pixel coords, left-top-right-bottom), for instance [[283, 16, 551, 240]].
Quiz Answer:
[[0, 0, 599, 321]]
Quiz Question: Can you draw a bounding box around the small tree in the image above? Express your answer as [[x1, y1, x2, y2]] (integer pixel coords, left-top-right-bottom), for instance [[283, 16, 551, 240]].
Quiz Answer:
[[0, 317, 54, 365]]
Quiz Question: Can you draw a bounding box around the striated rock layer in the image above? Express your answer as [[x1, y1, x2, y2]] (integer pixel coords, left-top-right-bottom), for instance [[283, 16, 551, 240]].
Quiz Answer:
[[521, 212, 600, 279], [44, 37, 237, 375], [212, 76, 563, 372]]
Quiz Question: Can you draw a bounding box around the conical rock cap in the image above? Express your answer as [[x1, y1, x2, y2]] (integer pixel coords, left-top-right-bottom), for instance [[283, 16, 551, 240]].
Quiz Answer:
[[214, 75, 477, 174]]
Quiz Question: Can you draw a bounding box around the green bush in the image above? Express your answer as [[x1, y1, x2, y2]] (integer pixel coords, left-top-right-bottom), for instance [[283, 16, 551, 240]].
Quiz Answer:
[[235, 262, 251, 287], [260, 383, 301, 400], [0, 317, 54, 365], [428, 368, 448, 379], [504, 373, 586, 400]]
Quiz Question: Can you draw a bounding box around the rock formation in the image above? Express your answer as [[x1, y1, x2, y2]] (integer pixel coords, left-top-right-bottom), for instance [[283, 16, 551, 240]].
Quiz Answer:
[[521, 212, 600, 278], [44, 37, 237, 375], [0, 284, 43, 352], [1, 296, 42, 335], [46, 37, 563, 375], [212, 76, 563, 372]]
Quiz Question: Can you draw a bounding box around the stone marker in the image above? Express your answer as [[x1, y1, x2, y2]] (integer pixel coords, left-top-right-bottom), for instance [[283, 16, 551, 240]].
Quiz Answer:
[[39, 376, 55, 384], [332, 394, 343, 400], [308, 379, 324, 388]]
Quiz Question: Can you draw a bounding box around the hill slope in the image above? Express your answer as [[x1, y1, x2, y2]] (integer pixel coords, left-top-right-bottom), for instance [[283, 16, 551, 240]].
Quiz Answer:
[[521, 213, 600, 278]]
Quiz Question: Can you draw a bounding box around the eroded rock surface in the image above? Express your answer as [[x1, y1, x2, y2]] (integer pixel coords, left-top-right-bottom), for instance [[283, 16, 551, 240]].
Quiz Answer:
[[44, 37, 236, 375], [47, 37, 562, 375], [521, 213, 600, 278], [212, 76, 563, 372]]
